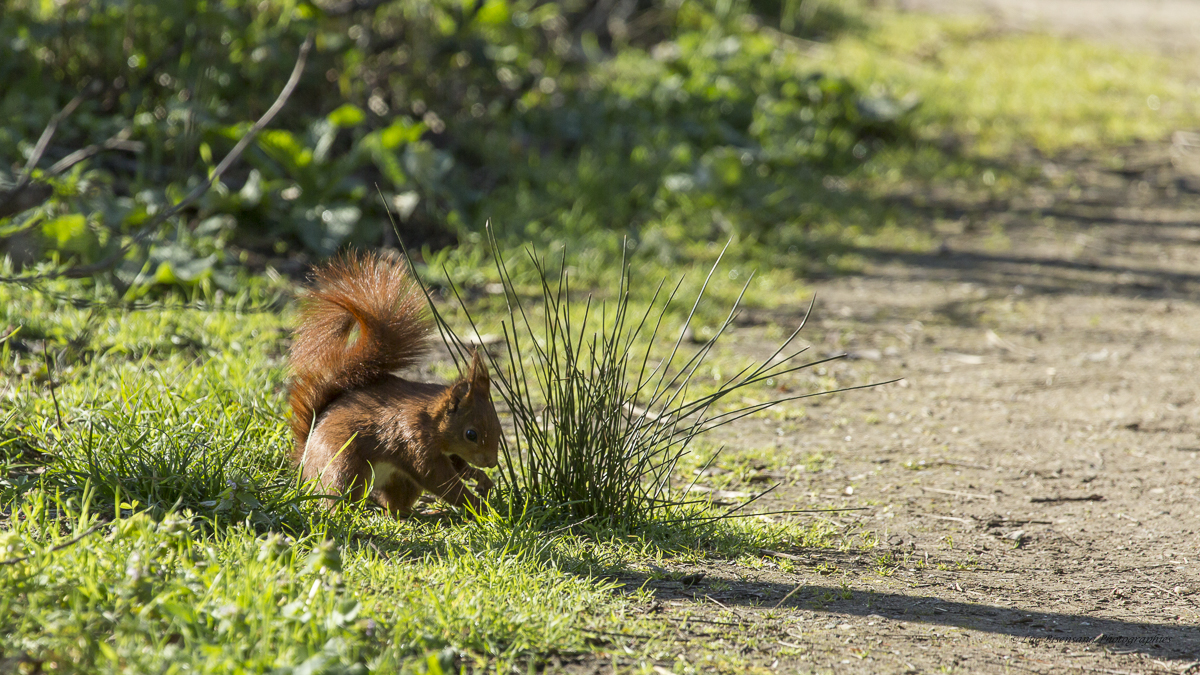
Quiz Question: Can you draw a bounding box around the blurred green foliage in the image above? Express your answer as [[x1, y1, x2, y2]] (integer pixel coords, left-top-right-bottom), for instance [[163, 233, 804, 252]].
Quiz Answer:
[[0, 0, 909, 293]]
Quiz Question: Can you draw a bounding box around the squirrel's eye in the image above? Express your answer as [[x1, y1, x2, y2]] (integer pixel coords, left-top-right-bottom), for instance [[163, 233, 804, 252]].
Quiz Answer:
[[464, 429, 479, 443]]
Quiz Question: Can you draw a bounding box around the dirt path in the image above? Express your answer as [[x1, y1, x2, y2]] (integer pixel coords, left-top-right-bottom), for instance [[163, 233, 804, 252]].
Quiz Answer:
[[649, 5, 1200, 672], [577, 147, 1200, 672], [561, 6, 1200, 672]]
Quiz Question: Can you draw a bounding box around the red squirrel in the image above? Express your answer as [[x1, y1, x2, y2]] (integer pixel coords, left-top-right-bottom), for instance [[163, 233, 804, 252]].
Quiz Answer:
[[288, 250, 501, 515]]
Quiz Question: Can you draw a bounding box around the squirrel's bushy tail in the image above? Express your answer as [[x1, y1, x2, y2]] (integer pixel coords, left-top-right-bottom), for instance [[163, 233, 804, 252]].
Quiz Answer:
[[288, 250, 432, 452]]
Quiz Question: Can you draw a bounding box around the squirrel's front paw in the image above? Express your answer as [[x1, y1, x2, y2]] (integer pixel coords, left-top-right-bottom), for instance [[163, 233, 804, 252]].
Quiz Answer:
[[474, 473, 495, 498]]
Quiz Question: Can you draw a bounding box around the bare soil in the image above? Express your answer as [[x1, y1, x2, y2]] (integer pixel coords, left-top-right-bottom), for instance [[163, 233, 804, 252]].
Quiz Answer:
[[590, 147, 1200, 674], [561, 6, 1200, 673]]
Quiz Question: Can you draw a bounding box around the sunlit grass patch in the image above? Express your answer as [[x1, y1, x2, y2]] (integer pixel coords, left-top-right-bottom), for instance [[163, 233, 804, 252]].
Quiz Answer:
[[826, 10, 1200, 157], [0, 261, 872, 672], [37, 386, 308, 531], [0, 490, 638, 673], [0, 287, 308, 530]]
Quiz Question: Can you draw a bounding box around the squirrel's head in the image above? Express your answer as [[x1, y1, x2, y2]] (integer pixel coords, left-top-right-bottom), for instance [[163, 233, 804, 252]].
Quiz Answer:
[[437, 349, 502, 468]]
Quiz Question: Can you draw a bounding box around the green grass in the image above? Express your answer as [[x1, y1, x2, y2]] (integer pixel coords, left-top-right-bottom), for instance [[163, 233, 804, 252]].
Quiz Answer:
[[0, 490, 635, 673], [0, 273, 843, 672], [5, 1, 1199, 670], [823, 11, 1200, 157]]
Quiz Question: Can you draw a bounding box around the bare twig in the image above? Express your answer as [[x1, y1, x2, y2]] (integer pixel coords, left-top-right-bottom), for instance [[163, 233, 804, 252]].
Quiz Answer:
[[1049, 527, 1083, 548], [0, 129, 139, 220], [0, 84, 96, 219], [46, 128, 143, 176], [772, 581, 809, 609], [6, 285, 289, 314], [919, 487, 997, 501], [916, 513, 973, 524], [42, 342, 64, 430], [3, 84, 91, 197], [63, 33, 314, 279], [0, 33, 314, 284], [1029, 494, 1104, 503]]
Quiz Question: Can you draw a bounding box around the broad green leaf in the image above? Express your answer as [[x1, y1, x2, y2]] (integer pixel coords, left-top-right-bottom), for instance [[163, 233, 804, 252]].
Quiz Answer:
[[476, 0, 511, 26], [376, 120, 424, 150], [41, 213, 97, 256], [41, 213, 87, 248], [257, 130, 312, 169], [327, 103, 365, 128]]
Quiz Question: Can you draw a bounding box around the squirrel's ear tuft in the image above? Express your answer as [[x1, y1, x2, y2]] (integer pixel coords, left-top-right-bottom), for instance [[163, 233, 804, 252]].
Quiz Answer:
[[470, 349, 491, 388], [449, 379, 470, 412]]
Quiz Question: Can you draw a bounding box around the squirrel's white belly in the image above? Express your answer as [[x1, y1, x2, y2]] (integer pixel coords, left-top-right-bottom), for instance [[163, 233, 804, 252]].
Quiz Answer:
[[366, 460, 409, 490]]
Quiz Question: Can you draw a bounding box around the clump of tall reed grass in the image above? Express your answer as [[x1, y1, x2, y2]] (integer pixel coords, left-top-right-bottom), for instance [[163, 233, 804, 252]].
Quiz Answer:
[[406, 229, 881, 530]]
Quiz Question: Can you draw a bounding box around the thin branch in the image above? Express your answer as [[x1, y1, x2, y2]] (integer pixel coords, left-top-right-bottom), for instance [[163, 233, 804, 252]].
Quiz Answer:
[[64, 33, 314, 279], [0, 131, 144, 220], [11, 285, 290, 313], [0, 84, 96, 219], [772, 581, 807, 609], [2, 83, 92, 200], [42, 342, 64, 430], [0, 33, 314, 284], [46, 128, 143, 176], [0, 522, 105, 567]]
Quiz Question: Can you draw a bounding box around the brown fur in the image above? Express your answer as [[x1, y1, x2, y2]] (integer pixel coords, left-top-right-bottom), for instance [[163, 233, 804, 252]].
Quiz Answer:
[[288, 250, 501, 514]]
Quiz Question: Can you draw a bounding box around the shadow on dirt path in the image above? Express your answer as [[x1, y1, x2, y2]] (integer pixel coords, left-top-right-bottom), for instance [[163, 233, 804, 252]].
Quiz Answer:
[[863, 246, 1200, 302], [620, 568, 1200, 661]]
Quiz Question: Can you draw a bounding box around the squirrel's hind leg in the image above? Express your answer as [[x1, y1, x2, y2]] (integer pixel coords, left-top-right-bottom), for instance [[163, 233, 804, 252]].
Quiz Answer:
[[301, 425, 395, 511], [299, 437, 370, 509]]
